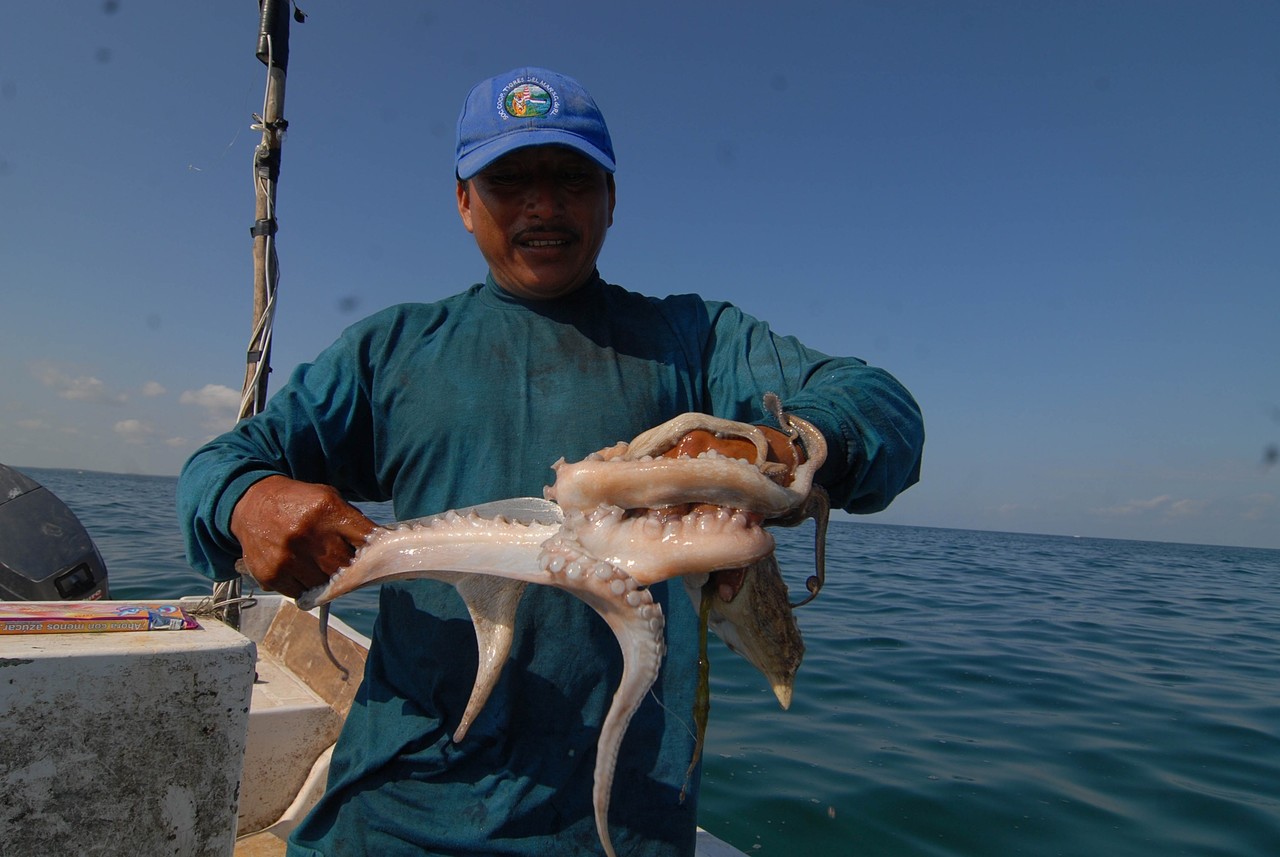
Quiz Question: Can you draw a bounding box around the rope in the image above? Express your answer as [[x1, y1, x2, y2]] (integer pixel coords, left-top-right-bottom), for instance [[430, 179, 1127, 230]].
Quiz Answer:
[[194, 578, 260, 622], [223, 32, 286, 622], [241, 32, 282, 421]]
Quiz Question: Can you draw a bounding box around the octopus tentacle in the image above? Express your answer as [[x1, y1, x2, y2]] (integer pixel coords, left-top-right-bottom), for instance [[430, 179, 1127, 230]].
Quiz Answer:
[[296, 509, 560, 611], [450, 575, 528, 742], [537, 536, 665, 857], [563, 503, 775, 584], [548, 451, 806, 520], [786, 486, 830, 608], [770, 407, 826, 510], [297, 510, 562, 738]]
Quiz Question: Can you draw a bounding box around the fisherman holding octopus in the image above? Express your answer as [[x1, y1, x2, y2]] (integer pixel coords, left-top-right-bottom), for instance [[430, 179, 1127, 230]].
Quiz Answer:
[[179, 67, 923, 857]]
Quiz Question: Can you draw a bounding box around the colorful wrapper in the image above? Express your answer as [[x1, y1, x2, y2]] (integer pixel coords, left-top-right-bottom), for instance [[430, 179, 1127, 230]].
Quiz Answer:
[[0, 602, 201, 634]]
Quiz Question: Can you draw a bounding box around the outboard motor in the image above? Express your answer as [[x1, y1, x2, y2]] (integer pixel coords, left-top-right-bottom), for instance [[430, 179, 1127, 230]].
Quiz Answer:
[[0, 464, 109, 600]]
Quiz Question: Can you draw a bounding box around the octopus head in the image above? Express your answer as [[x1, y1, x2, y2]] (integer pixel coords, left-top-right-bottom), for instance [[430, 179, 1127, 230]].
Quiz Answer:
[[545, 397, 826, 585]]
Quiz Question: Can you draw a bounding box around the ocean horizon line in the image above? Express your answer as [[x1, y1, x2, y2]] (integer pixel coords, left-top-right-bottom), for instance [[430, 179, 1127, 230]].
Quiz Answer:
[[12, 463, 1279, 555]]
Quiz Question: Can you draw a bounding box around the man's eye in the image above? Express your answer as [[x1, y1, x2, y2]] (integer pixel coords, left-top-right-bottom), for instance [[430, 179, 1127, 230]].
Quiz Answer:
[[562, 171, 590, 185]]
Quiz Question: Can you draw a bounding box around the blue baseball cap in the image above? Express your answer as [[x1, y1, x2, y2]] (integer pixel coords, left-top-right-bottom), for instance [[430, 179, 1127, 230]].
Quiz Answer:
[[455, 67, 616, 181]]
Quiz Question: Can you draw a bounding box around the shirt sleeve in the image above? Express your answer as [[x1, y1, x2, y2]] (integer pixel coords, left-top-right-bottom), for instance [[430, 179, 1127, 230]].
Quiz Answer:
[[695, 299, 924, 514], [176, 317, 388, 580]]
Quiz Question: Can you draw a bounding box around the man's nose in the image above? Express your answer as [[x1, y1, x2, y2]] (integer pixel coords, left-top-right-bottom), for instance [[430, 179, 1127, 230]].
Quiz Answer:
[[524, 177, 564, 216]]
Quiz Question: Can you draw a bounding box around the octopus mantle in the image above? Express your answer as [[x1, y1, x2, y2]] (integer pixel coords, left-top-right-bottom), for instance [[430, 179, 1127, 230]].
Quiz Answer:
[[296, 397, 827, 857]]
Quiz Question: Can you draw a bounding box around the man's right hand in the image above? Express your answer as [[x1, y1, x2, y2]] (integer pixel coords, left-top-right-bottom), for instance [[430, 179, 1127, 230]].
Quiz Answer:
[[230, 475, 378, 599]]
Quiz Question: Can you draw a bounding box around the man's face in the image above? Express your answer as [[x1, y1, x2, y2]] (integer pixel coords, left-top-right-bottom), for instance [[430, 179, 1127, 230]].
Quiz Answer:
[[457, 146, 616, 300]]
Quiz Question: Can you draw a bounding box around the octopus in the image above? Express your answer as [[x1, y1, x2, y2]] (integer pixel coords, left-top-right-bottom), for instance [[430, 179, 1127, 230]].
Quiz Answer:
[[296, 395, 830, 857]]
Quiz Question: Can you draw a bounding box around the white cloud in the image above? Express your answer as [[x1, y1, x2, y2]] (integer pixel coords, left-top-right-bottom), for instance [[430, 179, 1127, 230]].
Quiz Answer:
[[1131, 495, 1174, 511], [179, 383, 242, 430], [179, 384, 241, 412], [141, 381, 167, 397], [16, 418, 47, 430], [1167, 498, 1203, 517], [1091, 495, 1203, 518], [114, 419, 155, 444], [33, 364, 127, 404]]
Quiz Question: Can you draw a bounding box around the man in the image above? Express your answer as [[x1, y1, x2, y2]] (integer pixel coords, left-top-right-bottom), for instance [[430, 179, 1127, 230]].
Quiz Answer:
[[179, 67, 923, 856]]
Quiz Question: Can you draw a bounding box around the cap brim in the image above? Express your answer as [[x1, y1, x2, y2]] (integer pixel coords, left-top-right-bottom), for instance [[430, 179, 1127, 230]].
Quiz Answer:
[[456, 129, 616, 180]]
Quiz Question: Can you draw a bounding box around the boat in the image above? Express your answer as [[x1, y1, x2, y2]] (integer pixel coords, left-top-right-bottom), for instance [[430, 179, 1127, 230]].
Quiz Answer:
[[0, 586, 351, 854], [0, 579, 746, 856]]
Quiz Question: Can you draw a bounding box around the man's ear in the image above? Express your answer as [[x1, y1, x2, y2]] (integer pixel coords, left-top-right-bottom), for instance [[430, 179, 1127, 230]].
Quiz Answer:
[[456, 179, 475, 234], [607, 174, 616, 228]]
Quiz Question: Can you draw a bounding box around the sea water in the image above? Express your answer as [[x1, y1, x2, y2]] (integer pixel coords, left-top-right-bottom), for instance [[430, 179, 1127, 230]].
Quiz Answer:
[[16, 467, 1280, 856]]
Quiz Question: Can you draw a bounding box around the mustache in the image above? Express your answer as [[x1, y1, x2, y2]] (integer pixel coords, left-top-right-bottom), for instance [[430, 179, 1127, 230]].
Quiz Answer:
[[513, 224, 580, 242]]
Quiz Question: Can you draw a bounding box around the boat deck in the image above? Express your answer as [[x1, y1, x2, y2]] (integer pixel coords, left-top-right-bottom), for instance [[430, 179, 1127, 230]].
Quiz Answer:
[[235, 832, 288, 856]]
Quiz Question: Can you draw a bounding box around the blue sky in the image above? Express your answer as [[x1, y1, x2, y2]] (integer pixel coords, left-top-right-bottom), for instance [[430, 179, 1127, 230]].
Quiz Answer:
[[2, 2, 1277, 549]]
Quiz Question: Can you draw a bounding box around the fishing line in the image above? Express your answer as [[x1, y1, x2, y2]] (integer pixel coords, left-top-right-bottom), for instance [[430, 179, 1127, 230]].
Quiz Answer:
[[186, 81, 254, 173], [648, 688, 697, 743]]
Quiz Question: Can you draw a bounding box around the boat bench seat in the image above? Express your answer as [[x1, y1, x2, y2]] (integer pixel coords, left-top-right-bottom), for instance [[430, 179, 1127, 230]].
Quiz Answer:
[[236, 602, 367, 837]]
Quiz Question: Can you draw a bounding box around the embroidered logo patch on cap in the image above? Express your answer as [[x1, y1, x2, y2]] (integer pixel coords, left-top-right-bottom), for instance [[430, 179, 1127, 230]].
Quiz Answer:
[[498, 77, 559, 120]]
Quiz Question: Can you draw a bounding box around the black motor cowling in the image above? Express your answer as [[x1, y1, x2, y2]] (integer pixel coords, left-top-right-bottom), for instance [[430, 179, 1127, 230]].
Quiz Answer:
[[0, 464, 109, 600]]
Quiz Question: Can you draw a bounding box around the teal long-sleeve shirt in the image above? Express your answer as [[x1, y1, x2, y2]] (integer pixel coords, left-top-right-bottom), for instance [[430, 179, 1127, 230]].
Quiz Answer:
[[179, 275, 923, 856]]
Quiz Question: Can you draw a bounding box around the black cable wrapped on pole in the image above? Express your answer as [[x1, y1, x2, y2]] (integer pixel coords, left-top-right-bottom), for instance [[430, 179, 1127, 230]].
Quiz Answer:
[[257, 0, 292, 71]]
